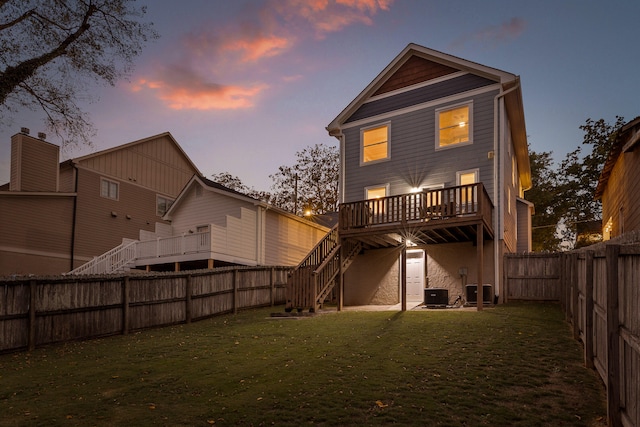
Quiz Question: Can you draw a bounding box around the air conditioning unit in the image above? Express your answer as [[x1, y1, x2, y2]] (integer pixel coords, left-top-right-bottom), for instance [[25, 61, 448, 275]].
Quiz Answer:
[[466, 284, 493, 304], [424, 288, 448, 307]]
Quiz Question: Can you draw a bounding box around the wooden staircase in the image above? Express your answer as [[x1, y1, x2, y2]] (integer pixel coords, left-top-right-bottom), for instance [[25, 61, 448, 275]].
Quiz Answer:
[[285, 225, 361, 312]]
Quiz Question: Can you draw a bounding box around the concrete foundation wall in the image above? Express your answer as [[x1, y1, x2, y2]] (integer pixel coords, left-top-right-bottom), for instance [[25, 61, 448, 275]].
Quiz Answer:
[[344, 247, 401, 305], [425, 240, 495, 304]]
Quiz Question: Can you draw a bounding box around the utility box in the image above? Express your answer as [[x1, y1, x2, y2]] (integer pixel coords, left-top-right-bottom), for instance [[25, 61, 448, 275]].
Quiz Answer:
[[466, 284, 493, 304], [424, 288, 448, 307]]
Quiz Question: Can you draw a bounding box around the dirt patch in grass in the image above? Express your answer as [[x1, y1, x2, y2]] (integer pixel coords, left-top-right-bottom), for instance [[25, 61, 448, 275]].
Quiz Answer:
[[0, 302, 606, 426]]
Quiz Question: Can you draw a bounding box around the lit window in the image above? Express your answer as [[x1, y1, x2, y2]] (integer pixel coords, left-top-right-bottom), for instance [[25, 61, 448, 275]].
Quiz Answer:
[[365, 185, 387, 216], [437, 103, 472, 148], [366, 186, 386, 200], [362, 124, 390, 163], [157, 195, 174, 216], [603, 217, 613, 241], [100, 178, 119, 200], [457, 169, 478, 205]]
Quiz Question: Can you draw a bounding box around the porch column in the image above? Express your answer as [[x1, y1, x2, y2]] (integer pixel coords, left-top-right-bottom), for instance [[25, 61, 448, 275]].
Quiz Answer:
[[401, 244, 407, 311], [476, 223, 484, 311]]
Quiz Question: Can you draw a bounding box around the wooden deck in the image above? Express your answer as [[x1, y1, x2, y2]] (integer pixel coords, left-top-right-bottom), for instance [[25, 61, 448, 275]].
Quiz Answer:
[[339, 183, 494, 248]]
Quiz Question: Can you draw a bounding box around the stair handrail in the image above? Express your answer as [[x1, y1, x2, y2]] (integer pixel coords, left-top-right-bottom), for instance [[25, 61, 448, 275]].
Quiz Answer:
[[67, 239, 138, 275]]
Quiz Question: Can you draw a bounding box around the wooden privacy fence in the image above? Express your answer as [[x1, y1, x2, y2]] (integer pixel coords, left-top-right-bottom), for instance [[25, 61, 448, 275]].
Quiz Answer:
[[504, 236, 640, 427], [0, 266, 290, 354]]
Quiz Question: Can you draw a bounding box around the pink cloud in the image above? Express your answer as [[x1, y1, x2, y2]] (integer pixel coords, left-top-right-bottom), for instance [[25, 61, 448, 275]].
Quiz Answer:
[[276, 0, 394, 37], [132, 66, 268, 110], [451, 17, 527, 49], [222, 35, 293, 62], [132, 0, 394, 111]]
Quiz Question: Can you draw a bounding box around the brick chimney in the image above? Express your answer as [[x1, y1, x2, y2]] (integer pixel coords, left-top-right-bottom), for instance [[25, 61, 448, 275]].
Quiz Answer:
[[10, 129, 60, 192]]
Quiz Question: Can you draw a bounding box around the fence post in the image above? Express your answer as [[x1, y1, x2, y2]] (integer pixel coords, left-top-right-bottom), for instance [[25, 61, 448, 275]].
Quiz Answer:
[[122, 277, 130, 335], [185, 275, 192, 324], [270, 267, 275, 307], [605, 244, 621, 427], [233, 269, 239, 314], [571, 253, 580, 341], [584, 251, 595, 369], [503, 255, 509, 304], [28, 279, 37, 351]]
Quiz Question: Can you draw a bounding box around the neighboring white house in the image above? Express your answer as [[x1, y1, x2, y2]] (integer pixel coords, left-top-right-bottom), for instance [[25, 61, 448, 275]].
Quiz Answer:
[[70, 175, 330, 274]]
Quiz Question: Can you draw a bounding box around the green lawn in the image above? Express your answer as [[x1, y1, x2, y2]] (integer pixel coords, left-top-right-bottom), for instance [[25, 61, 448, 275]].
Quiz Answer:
[[0, 303, 606, 426]]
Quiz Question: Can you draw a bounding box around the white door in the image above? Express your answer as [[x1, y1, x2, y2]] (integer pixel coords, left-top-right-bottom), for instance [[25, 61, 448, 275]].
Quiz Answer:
[[406, 250, 425, 302]]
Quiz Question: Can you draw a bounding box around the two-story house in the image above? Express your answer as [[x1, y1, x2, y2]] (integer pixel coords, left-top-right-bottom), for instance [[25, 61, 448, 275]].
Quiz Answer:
[[595, 116, 640, 240], [0, 130, 201, 276], [285, 43, 532, 312]]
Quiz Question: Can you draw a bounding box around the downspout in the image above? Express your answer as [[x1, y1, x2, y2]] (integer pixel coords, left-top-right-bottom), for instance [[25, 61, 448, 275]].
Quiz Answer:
[[70, 163, 79, 271], [328, 130, 345, 204], [493, 80, 520, 301]]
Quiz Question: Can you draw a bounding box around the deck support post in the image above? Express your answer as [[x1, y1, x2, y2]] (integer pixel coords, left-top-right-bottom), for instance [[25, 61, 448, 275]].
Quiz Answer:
[[476, 222, 484, 311], [401, 244, 407, 311]]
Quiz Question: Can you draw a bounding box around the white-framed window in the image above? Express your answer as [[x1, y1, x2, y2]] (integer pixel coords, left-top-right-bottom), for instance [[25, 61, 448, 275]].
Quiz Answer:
[[157, 195, 174, 216], [457, 169, 479, 205], [436, 102, 473, 149], [365, 184, 389, 216], [361, 123, 390, 164], [100, 178, 119, 200]]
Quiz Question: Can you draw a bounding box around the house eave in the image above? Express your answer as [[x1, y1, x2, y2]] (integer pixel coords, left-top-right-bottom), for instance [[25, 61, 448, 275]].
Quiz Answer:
[[326, 42, 519, 133]]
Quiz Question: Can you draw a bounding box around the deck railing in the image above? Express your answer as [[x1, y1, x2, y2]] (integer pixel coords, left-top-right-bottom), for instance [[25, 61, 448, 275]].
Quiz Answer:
[[339, 183, 492, 230], [68, 232, 212, 275], [135, 232, 211, 260]]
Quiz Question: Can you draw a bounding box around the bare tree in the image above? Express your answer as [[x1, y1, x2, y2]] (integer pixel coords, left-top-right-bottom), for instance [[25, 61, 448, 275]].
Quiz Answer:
[[0, 0, 157, 148]]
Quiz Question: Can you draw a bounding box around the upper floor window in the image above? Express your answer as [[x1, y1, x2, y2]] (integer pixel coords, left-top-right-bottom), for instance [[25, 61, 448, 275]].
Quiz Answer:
[[361, 123, 390, 164], [100, 178, 119, 200], [436, 102, 472, 149], [157, 195, 174, 216]]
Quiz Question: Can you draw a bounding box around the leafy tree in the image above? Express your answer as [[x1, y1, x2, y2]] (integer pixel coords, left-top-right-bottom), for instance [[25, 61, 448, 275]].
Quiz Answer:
[[556, 116, 625, 248], [210, 171, 270, 201], [269, 144, 339, 216], [0, 0, 157, 148], [527, 149, 563, 251]]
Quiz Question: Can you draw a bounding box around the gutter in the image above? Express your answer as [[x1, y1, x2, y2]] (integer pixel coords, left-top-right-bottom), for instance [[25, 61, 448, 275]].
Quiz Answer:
[[70, 163, 79, 271], [493, 80, 521, 300]]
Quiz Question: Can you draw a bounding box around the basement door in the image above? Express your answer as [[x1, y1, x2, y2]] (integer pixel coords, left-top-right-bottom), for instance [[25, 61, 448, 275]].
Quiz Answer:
[[406, 250, 425, 302]]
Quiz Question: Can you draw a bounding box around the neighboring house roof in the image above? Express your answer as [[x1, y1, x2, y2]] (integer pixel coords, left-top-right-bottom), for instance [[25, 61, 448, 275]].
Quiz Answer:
[[164, 175, 330, 231], [326, 42, 531, 190], [595, 116, 640, 199], [71, 131, 203, 177]]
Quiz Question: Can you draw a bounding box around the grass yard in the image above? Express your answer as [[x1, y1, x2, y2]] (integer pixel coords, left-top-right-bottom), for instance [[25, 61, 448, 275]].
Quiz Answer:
[[0, 302, 606, 426]]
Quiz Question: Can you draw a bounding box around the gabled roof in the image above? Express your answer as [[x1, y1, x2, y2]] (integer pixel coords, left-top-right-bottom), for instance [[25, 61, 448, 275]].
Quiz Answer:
[[72, 131, 202, 177], [326, 42, 531, 190], [595, 116, 640, 199], [164, 175, 330, 231]]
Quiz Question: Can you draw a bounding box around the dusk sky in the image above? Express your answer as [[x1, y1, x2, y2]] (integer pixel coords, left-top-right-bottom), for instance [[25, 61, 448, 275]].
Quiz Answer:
[[1, 0, 639, 192]]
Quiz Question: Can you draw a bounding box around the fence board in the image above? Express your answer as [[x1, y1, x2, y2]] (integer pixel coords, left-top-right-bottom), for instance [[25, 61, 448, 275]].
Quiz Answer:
[[505, 243, 640, 427], [0, 266, 290, 354]]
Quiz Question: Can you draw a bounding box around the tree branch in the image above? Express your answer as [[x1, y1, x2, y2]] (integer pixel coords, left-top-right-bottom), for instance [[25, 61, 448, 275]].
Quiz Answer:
[[0, 4, 96, 105]]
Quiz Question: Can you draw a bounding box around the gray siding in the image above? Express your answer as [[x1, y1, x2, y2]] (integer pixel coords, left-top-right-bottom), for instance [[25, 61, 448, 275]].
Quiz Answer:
[[343, 88, 499, 203], [346, 74, 496, 123]]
